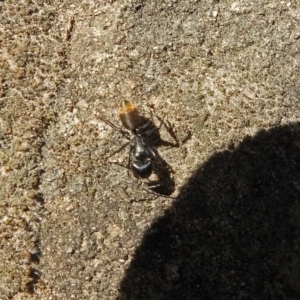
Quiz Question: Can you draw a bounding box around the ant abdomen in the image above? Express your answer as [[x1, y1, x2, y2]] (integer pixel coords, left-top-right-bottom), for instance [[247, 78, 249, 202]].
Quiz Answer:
[[132, 160, 152, 178], [119, 100, 141, 131]]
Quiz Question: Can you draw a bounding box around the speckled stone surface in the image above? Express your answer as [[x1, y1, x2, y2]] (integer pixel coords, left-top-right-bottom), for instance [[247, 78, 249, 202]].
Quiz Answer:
[[1, 1, 300, 299]]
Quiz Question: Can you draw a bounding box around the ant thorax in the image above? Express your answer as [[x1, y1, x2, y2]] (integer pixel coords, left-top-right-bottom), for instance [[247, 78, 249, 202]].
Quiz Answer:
[[134, 119, 161, 148]]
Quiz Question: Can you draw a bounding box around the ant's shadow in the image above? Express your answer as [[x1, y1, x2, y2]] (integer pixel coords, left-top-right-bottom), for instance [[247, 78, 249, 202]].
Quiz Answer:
[[118, 123, 300, 299], [138, 115, 178, 196]]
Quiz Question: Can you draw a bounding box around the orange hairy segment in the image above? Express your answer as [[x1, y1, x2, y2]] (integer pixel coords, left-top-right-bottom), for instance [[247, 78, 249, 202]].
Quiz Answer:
[[119, 100, 137, 115], [119, 101, 141, 130]]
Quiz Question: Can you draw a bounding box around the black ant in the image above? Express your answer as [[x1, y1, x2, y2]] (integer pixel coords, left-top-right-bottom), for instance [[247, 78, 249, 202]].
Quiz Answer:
[[99, 100, 178, 195]]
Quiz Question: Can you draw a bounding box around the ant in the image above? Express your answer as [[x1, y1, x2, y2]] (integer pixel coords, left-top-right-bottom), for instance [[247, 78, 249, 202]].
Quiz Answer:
[[99, 100, 178, 195]]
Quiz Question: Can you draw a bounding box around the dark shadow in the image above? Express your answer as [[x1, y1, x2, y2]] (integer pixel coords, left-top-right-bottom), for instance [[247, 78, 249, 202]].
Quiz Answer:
[[138, 114, 181, 196], [26, 268, 41, 294], [118, 123, 300, 300]]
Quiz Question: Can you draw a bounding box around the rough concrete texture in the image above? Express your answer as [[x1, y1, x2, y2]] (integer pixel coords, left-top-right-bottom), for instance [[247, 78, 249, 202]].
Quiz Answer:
[[0, 0, 300, 299]]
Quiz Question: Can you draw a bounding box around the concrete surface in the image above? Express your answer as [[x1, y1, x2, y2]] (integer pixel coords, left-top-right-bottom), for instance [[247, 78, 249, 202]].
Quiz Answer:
[[1, 0, 300, 299]]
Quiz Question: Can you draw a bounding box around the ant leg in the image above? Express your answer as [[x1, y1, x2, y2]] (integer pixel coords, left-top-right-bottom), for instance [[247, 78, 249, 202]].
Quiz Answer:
[[99, 115, 130, 139], [148, 107, 167, 130], [142, 185, 176, 199], [108, 160, 130, 172], [157, 113, 168, 131], [151, 110, 180, 147], [161, 118, 180, 147], [107, 145, 134, 177], [105, 141, 130, 159], [126, 145, 133, 177]]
